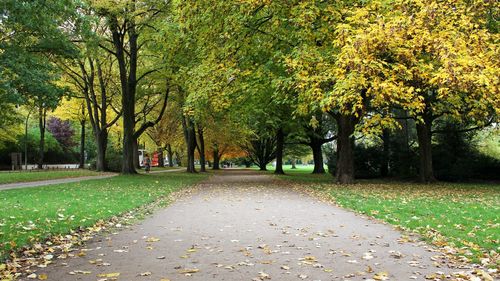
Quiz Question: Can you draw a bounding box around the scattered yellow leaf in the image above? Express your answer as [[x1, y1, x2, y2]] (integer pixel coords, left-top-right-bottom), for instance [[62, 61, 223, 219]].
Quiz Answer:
[[178, 268, 199, 274], [97, 272, 120, 278]]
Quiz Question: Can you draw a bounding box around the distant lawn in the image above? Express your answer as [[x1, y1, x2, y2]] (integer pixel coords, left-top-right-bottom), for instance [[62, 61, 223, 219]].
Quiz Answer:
[[0, 169, 104, 185], [268, 166, 500, 265], [0, 172, 208, 260], [254, 164, 332, 183]]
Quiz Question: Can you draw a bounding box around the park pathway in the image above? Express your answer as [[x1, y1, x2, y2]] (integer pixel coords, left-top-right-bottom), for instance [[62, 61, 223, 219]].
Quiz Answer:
[[0, 168, 184, 191], [0, 174, 117, 191], [38, 170, 460, 281]]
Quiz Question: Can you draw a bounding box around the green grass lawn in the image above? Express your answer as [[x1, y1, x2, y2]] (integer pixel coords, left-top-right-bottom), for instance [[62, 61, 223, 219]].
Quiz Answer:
[[0, 169, 105, 185], [267, 165, 500, 265], [0, 172, 208, 260]]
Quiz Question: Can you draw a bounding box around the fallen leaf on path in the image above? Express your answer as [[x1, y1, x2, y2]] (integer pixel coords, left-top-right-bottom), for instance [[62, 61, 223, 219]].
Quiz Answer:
[[139, 271, 151, 276], [257, 271, 271, 280], [373, 271, 389, 280], [178, 268, 199, 274], [97, 272, 120, 278], [281, 265, 290, 270]]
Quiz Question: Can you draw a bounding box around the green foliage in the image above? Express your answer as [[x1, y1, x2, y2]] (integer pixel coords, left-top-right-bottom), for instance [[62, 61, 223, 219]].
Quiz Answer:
[[0, 0, 80, 113], [0, 127, 80, 167]]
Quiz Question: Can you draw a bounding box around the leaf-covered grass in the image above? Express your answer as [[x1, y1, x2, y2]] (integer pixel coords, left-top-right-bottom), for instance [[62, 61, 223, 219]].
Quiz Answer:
[[0, 172, 208, 260], [0, 169, 105, 185], [256, 164, 332, 183], [271, 167, 500, 265]]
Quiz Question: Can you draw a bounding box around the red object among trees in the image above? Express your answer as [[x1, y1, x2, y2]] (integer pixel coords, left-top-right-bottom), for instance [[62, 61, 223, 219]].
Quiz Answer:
[[151, 151, 159, 167]]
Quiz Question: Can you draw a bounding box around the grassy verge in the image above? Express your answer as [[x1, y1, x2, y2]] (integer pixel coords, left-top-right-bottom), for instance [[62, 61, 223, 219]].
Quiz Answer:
[[0, 172, 208, 260], [269, 166, 500, 265], [0, 169, 104, 185]]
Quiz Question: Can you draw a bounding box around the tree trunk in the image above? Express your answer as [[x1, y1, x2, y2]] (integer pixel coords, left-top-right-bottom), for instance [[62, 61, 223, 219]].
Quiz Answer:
[[37, 107, 46, 169], [157, 148, 164, 167], [79, 119, 85, 169], [175, 151, 182, 167], [310, 140, 325, 174], [109, 14, 137, 174], [259, 161, 267, 171], [197, 125, 206, 172], [291, 159, 297, 169], [182, 116, 197, 173], [95, 130, 108, 172], [381, 129, 390, 177], [335, 114, 357, 184], [274, 127, 285, 174], [416, 121, 435, 183], [133, 139, 140, 169], [213, 145, 220, 170], [166, 144, 173, 167]]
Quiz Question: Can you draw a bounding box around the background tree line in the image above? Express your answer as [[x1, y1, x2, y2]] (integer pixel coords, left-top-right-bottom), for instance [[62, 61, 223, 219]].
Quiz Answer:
[[0, 0, 498, 183]]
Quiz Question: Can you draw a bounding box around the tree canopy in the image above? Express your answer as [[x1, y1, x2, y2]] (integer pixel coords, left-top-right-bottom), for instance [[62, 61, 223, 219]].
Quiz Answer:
[[0, 0, 498, 182]]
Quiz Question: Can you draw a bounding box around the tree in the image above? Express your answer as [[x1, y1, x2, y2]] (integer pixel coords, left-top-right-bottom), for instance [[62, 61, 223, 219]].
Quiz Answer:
[[1, 0, 81, 168], [289, 113, 337, 174], [59, 50, 122, 171], [133, 79, 169, 169], [93, 0, 170, 174], [317, 0, 500, 182], [245, 136, 277, 171], [147, 104, 184, 167], [46, 117, 76, 150]]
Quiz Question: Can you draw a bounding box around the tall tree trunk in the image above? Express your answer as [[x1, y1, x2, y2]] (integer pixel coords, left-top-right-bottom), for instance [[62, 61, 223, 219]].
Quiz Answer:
[[381, 129, 390, 177], [37, 107, 47, 169], [291, 159, 297, 169], [310, 140, 325, 174], [166, 144, 173, 167], [335, 114, 357, 184], [197, 125, 206, 172], [79, 119, 85, 169], [416, 121, 435, 183], [213, 145, 220, 170], [274, 127, 285, 174], [187, 125, 196, 173], [182, 116, 197, 173], [109, 15, 137, 174], [95, 130, 108, 172]]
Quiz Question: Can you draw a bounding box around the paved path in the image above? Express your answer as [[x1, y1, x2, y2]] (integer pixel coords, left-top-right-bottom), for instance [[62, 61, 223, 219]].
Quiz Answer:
[[143, 168, 184, 174], [38, 170, 458, 281], [0, 174, 117, 191], [0, 168, 184, 191]]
